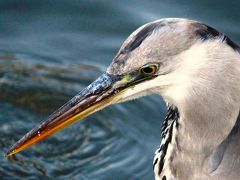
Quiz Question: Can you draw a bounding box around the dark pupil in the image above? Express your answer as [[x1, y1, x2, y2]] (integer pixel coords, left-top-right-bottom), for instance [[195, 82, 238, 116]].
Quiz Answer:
[[143, 67, 154, 74]]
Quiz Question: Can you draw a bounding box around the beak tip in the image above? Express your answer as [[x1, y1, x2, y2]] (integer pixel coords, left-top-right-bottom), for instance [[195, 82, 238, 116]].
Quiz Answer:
[[6, 73, 122, 157], [6, 152, 13, 158], [6, 148, 16, 157], [6, 144, 20, 157]]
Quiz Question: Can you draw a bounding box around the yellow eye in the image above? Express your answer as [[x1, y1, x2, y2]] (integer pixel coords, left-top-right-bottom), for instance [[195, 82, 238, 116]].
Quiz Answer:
[[140, 64, 159, 75]]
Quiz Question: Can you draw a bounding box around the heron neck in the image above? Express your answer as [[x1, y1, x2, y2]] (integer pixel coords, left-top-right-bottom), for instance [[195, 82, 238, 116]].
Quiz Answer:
[[161, 95, 240, 179], [162, 46, 240, 178]]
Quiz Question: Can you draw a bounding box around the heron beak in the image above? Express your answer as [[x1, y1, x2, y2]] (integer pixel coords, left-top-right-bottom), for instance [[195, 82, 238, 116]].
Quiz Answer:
[[7, 73, 131, 157]]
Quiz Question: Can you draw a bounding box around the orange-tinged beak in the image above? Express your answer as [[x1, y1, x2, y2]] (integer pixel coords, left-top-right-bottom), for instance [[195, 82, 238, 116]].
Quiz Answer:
[[7, 73, 125, 156]]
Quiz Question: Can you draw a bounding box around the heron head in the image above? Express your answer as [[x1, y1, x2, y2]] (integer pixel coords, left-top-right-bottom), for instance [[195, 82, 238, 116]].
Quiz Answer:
[[7, 18, 239, 156]]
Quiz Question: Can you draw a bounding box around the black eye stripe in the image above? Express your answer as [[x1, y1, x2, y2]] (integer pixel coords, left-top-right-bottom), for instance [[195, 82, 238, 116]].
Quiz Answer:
[[125, 23, 159, 52]]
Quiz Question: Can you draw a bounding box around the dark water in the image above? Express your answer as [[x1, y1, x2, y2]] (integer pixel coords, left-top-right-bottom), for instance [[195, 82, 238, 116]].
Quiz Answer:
[[0, 1, 239, 179]]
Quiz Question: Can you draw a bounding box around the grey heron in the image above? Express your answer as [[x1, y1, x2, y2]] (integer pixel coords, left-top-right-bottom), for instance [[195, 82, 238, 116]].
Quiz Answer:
[[7, 18, 240, 180]]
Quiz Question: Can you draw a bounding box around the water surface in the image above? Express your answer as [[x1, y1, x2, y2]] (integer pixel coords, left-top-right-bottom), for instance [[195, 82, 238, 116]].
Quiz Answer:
[[0, 1, 239, 179]]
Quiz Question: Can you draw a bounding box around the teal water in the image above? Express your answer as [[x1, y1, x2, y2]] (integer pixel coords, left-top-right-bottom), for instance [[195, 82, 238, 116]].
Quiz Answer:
[[0, 1, 239, 179]]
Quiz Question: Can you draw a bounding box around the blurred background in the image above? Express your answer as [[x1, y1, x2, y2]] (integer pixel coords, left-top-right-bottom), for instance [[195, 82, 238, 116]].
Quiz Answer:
[[0, 0, 239, 179]]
